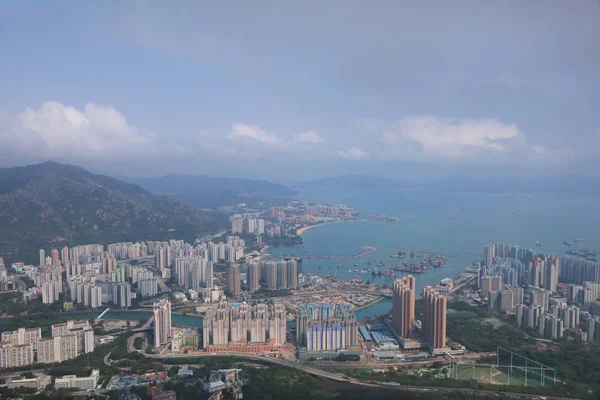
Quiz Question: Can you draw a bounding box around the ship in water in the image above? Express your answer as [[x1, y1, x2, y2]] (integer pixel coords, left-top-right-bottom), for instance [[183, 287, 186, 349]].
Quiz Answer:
[[566, 249, 578, 255], [563, 241, 572, 246], [410, 250, 415, 258], [535, 241, 541, 247], [575, 238, 585, 242]]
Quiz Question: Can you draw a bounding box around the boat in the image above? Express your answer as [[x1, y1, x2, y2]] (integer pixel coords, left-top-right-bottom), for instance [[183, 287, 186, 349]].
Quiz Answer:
[[354, 263, 359, 267], [378, 261, 385, 266], [563, 241, 572, 246], [535, 241, 541, 247], [410, 250, 415, 258], [575, 238, 584, 242], [367, 262, 371, 265], [397, 251, 406, 259], [417, 253, 422, 258]]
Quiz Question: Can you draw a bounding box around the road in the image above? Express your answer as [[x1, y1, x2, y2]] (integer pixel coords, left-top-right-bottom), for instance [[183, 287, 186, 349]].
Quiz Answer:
[[147, 352, 577, 400]]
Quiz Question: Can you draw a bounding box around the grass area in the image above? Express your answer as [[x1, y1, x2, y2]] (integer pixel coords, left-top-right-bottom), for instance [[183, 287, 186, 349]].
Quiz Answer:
[[456, 365, 512, 385], [455, 365, 550, 387], [481, 318, 503, 328]]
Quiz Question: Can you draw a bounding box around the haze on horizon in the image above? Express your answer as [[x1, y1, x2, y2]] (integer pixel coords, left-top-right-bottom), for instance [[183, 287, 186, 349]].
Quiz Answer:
[[0, 1, 599, 182]]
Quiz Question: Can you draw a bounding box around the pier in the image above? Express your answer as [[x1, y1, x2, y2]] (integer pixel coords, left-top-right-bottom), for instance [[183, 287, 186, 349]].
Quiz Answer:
[[268, 246, 377, 260], [391, 247, 455, 258]]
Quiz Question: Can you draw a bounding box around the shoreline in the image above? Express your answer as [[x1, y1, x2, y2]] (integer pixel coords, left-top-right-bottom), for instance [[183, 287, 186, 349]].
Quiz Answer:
[[353, 296, 385, 311], [296, 219, 368, 236]]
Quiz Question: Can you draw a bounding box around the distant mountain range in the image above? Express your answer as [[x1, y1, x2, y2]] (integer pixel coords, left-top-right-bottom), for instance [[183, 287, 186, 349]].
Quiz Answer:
[[125, 174, 297, 209], [293, 174, 600, 195], [0, 161, 227, 265]]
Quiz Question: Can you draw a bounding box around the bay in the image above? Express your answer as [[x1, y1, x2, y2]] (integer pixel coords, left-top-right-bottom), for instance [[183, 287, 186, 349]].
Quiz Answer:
[[270, 187, 600, 318]]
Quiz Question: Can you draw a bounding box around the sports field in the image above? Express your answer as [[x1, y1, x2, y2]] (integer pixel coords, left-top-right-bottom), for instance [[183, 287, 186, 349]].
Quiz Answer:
[[454, 365, 549, 387]]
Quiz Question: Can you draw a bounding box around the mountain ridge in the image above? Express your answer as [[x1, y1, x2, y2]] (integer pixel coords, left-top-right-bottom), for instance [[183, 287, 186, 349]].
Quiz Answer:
[[125, 173, 296, 208], [0, 161, 226, 265], [293, 174, 600, 195]]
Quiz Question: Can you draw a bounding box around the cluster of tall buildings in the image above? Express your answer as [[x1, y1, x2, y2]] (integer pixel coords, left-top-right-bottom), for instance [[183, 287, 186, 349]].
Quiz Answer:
[[153, 299, 172, 348], [38, 321, 95, 363], [479, 242, 600, 341], [243, 260, 298, 294], [483, 242, 534, 267], [175, 256, 214, 291], [516, 301, 580, 340], [391, 275, 447, 351], [0, 321, 95, 368], [305, 204, 341, 218], [231, 217, 265, 235], [202, 303, 286, 350], [296, 304, 360, 353], [560, 255, 600, 284], [32, 243, 162, 309], [107, 242, 148, 260]]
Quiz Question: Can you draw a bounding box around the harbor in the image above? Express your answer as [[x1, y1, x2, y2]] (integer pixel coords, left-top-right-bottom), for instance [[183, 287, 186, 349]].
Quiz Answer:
[[267, 245, 377, 260]]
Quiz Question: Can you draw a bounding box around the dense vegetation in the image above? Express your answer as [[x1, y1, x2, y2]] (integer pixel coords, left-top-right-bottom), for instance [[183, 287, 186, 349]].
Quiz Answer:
[[0, 161, 227, 265], [446, 301, 600, 397]]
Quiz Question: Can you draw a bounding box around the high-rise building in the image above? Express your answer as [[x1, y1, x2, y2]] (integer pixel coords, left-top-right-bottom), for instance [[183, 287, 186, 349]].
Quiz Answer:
[[112, 283, 131, 308], [276, 261, 287, 290], [265, 262, 277, 290], [248, 263, 260, 292], [61, 246, 70, 265], [484, 243, 496, 267], [257, 219, 265, 235], [422, 286, 447, 351], [1, 328, 42, 350], [140, 279, 158, 298], [153, 299, 172, 347], [226, 264, 241, 296], [39, 249, 46, 267], [202, 302, 287, 349], [0, 344, 34, 368], [37, 335, 79, 364], [392, 275, 415, 338], [559, 255, 600, 284], [286, 260, 298, 290], [544, 255, 559, 292], [480, 275, 502, 299], [231, 217, 244, 234], [296, 304, 359, 352]]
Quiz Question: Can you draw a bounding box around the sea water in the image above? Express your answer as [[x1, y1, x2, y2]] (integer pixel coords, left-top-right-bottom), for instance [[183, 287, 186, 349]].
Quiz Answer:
[[269, 187, 600, 318]]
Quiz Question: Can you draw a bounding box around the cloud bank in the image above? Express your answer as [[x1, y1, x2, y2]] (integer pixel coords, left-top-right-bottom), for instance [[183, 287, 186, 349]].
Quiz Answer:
[[0, 101, 574, 174]]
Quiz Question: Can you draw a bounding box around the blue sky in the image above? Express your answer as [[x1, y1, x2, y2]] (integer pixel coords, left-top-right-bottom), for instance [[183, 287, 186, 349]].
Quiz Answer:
[[0, 1, 599, 181]]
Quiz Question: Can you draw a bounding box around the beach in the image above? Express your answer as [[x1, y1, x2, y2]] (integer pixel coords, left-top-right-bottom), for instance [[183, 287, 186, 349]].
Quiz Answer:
[[296, 219, 367, 236]]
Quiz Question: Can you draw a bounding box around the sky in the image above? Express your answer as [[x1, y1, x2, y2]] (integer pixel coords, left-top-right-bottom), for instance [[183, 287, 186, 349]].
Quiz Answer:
[[0, 1, 599, 182]]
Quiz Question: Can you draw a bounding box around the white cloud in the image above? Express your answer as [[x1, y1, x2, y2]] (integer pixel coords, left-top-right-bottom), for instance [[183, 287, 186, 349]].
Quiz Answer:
[[366, 115, 571, 164], [1, 101, 154, 159], [226, 124, 280, 145], [337, 147, 368, 160], [396, 116, 522, 159], [293, 130, 323, 144]]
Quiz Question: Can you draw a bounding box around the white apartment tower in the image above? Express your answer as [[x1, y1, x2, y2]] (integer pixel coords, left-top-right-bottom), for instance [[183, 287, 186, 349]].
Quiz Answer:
[[153, 299, 172, 347]]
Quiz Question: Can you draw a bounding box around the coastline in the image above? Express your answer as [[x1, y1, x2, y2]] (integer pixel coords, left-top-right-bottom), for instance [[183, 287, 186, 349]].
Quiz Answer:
[[353, 296, 385, 311], [296, 219, 368, 236]]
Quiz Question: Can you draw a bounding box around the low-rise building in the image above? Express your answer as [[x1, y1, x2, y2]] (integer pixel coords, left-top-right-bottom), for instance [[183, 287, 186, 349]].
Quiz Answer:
[[54, 369, 99, 391], [7, 374, 51, 390]]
